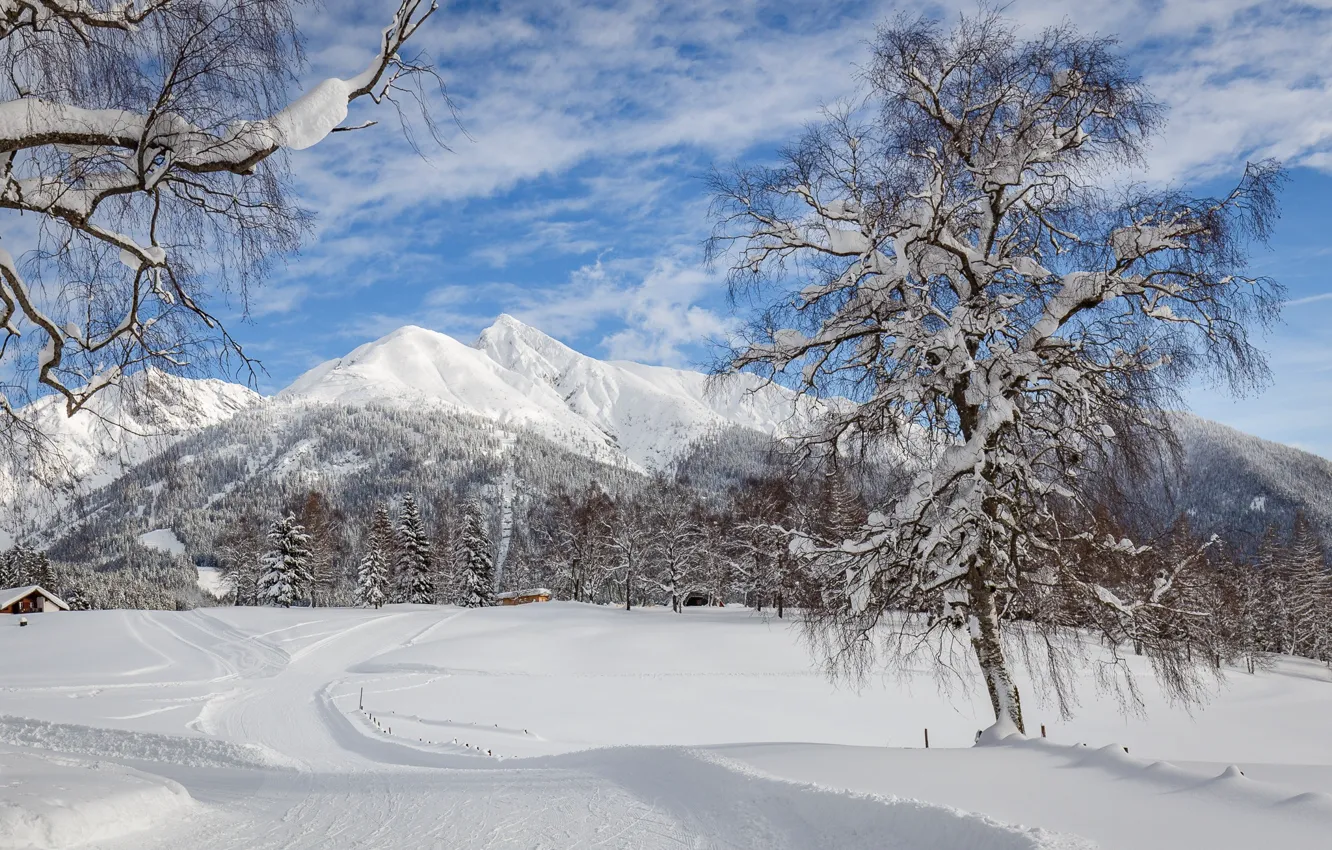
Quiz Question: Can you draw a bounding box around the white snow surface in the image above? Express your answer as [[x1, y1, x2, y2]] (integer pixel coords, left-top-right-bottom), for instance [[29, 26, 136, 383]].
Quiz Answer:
[[0, 603, 1329, 849], [0, 749, 194, 849], [280, 316, 817, 471], [137, 528, 185, 556]]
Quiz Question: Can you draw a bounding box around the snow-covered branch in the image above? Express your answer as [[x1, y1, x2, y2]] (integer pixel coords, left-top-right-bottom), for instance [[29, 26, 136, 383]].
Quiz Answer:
[[0, 0, 444, 422]]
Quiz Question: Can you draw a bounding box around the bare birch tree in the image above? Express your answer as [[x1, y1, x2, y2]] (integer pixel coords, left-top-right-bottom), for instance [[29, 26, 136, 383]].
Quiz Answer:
[[708, 12, 1283, 731]]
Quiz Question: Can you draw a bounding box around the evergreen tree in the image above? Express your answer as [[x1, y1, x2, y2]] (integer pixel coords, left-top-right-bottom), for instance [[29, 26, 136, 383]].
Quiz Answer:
[[32, 550, 57, 591], [355, 505, 393, 609], [258, 513, 313, 608], [0, 547, 20, 588], [457, 501, 495, 608], [396, 494, 435, 604], [814, 462, 863, 544], [64, 586, 92, 611]]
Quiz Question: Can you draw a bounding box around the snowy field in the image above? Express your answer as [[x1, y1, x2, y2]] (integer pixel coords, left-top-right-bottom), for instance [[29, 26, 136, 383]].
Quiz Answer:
[[1, 603, 1330, 849]]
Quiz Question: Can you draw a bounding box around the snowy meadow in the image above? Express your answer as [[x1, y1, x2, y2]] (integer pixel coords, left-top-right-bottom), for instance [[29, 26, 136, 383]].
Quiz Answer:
[[4, 603, 1332, 849]]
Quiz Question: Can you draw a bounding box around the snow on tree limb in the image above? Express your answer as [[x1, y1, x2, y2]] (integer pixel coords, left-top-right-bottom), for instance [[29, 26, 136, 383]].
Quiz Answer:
[[709, 11, 1284, 730], [0, 0, 444, 450]]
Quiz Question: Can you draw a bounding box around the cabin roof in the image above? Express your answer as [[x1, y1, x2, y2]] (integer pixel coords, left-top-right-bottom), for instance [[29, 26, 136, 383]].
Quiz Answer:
[[0, 585, 70, 611]]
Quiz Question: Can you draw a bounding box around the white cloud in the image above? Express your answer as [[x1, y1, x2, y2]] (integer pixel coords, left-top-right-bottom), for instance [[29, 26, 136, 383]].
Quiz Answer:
[[253, 0, 1332, 468], [1284, 292, 1332, 307]]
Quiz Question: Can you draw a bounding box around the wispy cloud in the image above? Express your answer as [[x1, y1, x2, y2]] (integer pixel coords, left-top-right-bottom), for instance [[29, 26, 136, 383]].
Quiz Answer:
[[205, 0, 1332, 457], [1284, 292, 1332, 308]]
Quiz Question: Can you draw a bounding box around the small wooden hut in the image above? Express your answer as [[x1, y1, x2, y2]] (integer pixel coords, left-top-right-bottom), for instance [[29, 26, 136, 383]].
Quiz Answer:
[[0, 585, 70, 614], [496, 588, 553, 606]]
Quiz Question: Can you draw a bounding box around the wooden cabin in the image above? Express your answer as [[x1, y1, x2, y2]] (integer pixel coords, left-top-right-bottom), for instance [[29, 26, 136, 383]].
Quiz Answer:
[[496, 588, 553, 606], [0, 585, 70, 614]]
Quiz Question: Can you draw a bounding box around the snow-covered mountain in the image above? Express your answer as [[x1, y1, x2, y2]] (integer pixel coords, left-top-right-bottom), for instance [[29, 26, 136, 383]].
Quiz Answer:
[[0, 369, 261, 525], [5, 317, 812, 547], [476, 314, 818, 470], [280, 316, 814, 471], [1164, 413, 1332, 550], [278, 324, 625, 466], [14, 315, 1332, 560]]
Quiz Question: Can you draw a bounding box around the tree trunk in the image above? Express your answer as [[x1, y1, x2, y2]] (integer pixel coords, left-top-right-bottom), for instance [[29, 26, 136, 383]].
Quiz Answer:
[[966, 569, 1024, 733], [624, 566, 632, 611]]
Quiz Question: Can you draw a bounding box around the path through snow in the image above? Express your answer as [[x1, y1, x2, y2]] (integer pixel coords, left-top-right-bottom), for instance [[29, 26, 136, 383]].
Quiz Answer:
[[2, 604, 1330, 848]]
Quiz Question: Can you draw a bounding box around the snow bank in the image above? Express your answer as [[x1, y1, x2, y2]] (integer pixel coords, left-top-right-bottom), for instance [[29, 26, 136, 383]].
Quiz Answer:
[[0, 716, 297, 770], [544, 746, 1090, 850], [0, 749, 194, 849]]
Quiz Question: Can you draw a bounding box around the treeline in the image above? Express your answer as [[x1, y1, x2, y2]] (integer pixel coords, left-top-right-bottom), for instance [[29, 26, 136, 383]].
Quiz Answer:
[[168, 458, 865, 615], [212, 492, 501, 610], [2, 541, 205, 610]]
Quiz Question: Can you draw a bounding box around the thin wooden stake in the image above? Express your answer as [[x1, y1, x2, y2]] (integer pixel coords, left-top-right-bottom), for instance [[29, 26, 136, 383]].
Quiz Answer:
[[924, 728, 930, 749], [359, 688, 364, 710]]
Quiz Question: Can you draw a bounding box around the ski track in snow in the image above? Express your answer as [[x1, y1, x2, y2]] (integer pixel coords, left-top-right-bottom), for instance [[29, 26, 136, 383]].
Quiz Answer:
[[87, 609, 1075, 849], [3, 605, 1331, 849]]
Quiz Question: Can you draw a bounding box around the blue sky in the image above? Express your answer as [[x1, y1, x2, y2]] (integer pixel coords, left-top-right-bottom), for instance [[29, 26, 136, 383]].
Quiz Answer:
[[231, 0, 1332, 455]]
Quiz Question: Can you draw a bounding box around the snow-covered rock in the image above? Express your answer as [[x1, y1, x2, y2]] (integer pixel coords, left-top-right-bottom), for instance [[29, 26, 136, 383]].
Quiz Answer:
[[278, 324, 626, 466], [475, 314, 816, 470]]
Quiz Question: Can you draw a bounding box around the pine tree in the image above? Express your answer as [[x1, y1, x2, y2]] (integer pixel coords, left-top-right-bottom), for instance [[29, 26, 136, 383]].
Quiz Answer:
[[0, 547, 20, 588], [355, 506, 393, 609], [258, 513, 313, 608], [396, 494, 435, 604], [32, 550, 57, 591], [64, 586, 92, 611], [814, 462, 864, 544], [457, 501, 495, 608]]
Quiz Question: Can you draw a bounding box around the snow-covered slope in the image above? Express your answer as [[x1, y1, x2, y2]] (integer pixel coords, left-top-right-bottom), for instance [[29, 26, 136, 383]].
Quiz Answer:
[[476, 314, 815, 469], [1134, 413, 1332, 550], [278, 324, 625, 464], [0, 370, 260, 519], [281, 317, 814, 471]]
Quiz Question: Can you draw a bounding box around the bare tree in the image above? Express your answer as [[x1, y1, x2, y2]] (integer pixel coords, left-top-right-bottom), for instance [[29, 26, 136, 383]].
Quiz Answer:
[[729, 474, 801, 617], [602, 496, 649, 611], [295, 489, 343, 606], [0, 0, 445, 476], [543, 483, 615, 603], [642, 476, 703, 613], [708, 12, 1283, 731], [216, 507, 267, 605]]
